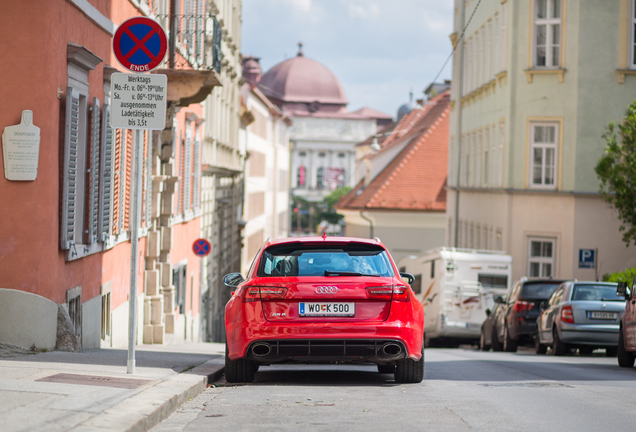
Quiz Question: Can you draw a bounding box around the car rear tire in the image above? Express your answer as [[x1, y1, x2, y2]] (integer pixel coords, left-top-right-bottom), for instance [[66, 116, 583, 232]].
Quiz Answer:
[[535, 329, 547, 355], [617, 329, 635, 368], [378, 364, 396, 374], [394, 347, 424, 383], [479, 328, 490, 351], [503, 325, 518, 353], [225, 344, 256, 383], [491, 326, 503, 352], [552, 327, 567, 356]]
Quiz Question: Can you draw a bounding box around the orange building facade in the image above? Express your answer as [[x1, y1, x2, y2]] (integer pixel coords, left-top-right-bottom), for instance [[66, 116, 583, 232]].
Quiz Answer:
[[0, 0, 218, 350]]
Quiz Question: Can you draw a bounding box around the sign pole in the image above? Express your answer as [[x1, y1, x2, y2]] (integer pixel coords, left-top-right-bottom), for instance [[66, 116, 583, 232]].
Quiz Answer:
[[127, 129, 143, 374]]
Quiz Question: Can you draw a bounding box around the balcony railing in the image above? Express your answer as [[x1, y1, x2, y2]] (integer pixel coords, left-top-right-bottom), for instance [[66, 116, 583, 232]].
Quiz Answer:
[[153, 14, 223, 73]]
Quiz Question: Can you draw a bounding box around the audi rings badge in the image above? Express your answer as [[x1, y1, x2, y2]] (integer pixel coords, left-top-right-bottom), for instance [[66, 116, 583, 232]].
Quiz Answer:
[[315, 286, 338, 294]]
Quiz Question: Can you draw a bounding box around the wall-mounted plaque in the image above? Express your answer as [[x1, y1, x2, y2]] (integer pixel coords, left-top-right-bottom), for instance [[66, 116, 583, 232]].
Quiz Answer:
[[2, 110, 41, 181]]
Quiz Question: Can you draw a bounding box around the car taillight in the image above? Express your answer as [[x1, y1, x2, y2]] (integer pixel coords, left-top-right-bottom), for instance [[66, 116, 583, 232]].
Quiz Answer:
[[243, 287, 288, 302], [512, 300, 533, 312], [366, 286, 410, 302], [561, 305, 574, 323]]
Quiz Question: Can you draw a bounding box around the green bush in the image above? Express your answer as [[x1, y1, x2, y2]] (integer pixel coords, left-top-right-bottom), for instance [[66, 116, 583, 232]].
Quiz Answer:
[[602, 267, 636, 283]]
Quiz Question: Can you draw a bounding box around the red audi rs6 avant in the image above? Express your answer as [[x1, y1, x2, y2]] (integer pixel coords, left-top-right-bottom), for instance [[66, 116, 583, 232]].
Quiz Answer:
[[223, 235, 425, 383]]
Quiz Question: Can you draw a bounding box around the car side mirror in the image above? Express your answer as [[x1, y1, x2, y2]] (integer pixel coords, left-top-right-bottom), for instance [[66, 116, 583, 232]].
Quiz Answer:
[[494, 295, 504, 304], [223, 272, 244, 287], [617, 282, 630, 300], [400, 273, 415, 285]]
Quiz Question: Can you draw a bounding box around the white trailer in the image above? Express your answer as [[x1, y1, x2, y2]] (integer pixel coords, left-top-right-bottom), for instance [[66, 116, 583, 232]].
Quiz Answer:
[[398, 248, 512, 347]]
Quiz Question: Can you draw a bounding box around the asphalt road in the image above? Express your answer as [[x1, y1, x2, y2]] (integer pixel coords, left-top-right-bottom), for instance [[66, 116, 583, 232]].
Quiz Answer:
[[151, 347, 636, 431]]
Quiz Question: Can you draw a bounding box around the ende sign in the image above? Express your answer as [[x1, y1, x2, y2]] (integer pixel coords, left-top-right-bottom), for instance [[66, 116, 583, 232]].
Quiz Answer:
[[110, 73, 167, 130]]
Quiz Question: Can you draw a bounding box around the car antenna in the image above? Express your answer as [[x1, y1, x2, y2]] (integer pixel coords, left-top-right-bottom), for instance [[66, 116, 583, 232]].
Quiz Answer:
[[322, 230, 327, 241]]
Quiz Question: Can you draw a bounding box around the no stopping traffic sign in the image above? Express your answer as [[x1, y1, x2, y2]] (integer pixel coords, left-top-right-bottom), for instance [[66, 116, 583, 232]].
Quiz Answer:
[[113, 17, 167, 73]]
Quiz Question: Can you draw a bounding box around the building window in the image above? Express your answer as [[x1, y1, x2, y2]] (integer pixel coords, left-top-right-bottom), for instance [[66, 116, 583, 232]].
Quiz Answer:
[[316, 167, 325, 189], [498, 121, 505, 187], [318, 152, 326, 158], [530, 123, 558, 188], [528, 238, 555, 277], [533, 0, 561, 68], [500, 3, 508, 71], [483, 126, 489, 187], [62, 44, 103, 254], [338, 152, 345, 158], [299, 151, 306, 157], [296, 165, 305, 188]]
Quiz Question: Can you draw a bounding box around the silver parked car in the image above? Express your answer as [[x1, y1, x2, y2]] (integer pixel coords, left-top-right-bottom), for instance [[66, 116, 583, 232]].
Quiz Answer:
[[535, 281, 625, 356]]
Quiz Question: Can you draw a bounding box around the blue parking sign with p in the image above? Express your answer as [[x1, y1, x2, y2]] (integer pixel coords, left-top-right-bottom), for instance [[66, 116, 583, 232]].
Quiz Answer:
[[579, 249, 595, 269]]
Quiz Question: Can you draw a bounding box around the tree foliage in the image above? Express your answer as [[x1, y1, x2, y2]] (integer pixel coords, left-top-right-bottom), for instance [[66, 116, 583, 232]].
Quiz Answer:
[[319, 187, 352, 225], [603, 267, 636, 284], [595, 100, 636, 246]]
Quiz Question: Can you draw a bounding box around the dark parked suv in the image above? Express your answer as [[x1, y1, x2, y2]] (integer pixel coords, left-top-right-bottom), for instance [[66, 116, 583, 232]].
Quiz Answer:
[[482, 278, 567, 352]]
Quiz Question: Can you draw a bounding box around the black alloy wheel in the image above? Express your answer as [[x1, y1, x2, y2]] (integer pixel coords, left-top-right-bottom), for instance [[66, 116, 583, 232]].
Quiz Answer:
[[394, 346, 424, 383], [225, 343, 256, 383], [491, 326, 503, 352], [535, 329, 547, 355], [617, 329, 636, 368], [552, 327, 567, 356], [503, 325, 518, 353], [479, 328, 490, 351]]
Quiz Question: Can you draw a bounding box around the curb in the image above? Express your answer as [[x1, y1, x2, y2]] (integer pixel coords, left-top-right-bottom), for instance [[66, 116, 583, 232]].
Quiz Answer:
[[72, 359, 225, 432]]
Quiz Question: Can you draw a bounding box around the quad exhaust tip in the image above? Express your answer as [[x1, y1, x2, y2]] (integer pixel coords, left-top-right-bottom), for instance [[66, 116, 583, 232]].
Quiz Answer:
[[252, 343, 272, 357], [382, 343, 402, 357]]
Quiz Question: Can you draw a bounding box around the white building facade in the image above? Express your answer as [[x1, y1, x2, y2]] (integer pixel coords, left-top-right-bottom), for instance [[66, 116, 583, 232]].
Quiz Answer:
[[448, 0, 636, 281]]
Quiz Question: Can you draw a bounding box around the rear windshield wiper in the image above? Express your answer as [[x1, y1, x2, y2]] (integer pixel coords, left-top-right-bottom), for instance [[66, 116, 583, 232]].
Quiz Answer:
[[324, 270, 380, 277]]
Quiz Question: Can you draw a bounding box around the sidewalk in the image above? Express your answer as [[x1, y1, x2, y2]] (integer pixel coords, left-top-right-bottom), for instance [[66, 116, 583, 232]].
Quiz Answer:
[[0, 341, 225, 432]]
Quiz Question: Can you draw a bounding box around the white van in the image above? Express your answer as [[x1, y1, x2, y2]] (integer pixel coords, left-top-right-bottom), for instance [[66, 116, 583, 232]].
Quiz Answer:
[[398, 248, 512, 347]]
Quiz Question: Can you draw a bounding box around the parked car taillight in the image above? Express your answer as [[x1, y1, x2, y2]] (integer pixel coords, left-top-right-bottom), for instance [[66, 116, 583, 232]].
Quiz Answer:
[[366, 286, 410, 302], [243, 287, 288, 302], [512, 300, 533, 312], [561, 305, 574, 323]]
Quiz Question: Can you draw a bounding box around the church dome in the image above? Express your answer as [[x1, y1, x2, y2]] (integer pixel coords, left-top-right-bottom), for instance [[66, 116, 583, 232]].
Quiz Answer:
[[258, 51, 347, 106]]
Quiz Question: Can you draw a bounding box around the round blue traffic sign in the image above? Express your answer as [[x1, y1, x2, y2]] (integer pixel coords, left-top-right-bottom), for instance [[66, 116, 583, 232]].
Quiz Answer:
[[192, 239, 212, 257], [113, 17, 167, 73]]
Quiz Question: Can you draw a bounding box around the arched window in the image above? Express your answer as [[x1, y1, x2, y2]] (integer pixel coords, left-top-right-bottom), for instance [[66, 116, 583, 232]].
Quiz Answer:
[[316, 167, 325, 190], [297, 165, 305, 188]]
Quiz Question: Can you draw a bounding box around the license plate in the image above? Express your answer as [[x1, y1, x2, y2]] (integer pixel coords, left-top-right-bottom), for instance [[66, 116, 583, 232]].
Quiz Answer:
[[588, 311, 618, 320], [299, 302, 355, 317]]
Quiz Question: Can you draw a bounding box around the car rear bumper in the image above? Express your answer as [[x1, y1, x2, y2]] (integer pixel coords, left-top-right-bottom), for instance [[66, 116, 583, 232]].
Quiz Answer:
[[244, 339, 408, 364], [227, 321, 423, 362], [560, 323, 619, 345]]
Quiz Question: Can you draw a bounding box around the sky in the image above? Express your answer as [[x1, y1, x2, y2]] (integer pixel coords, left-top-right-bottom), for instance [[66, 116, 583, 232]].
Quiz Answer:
[[241, 0, 455, 120]]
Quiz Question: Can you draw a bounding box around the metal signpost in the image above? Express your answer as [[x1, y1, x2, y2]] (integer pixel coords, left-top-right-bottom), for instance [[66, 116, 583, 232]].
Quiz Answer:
[[111, 16, 168, 374]]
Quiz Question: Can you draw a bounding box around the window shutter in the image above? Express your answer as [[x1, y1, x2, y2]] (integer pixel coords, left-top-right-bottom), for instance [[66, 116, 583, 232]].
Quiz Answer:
[[184, 131, 192, 211], [61, 87, 81, 250], [88, 97, 101, 244], [146, 131, 153, 227], [99, 103, 114, 241], [193, 133, 200, 209]]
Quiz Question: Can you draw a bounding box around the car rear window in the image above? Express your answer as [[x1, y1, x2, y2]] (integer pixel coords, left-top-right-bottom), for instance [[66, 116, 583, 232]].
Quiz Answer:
[[571, 284, 621, 301], [522, 283, 561, 299], [257, 243, 395, 277]]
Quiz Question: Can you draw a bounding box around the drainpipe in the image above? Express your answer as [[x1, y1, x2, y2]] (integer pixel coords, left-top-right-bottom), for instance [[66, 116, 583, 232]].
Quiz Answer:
[[360, 210, 374, 239], [453, 0, 466, 248]]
